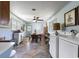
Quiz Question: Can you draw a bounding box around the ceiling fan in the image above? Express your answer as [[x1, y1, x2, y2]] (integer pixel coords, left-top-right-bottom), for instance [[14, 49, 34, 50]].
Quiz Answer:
[[33, 16, 43, 22]]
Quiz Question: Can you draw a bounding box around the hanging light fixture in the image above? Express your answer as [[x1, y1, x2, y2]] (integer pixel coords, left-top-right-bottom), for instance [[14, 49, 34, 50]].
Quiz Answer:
[[32, 8, 36, 11]]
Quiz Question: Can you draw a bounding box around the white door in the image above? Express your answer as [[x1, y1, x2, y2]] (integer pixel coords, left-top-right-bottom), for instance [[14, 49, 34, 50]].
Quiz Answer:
[[59, 38, 78, 58], [49, 36, 59, 58]]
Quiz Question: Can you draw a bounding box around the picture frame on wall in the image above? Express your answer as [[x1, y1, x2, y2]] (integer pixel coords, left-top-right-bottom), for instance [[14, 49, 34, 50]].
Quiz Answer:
[[76, 6, 79, 25], [64, 8, 76, 27]]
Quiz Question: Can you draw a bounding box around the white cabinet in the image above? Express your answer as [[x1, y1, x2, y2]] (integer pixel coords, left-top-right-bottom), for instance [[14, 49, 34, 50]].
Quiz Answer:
[[14, 33, 24, 45], [49, 35, 59, 58], [59, 38, 78, 58]]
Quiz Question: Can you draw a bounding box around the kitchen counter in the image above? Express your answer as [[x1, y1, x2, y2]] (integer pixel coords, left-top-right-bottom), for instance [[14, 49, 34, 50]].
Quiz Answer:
[[0, 42, 15, 57], [59, 35, 79, 45]]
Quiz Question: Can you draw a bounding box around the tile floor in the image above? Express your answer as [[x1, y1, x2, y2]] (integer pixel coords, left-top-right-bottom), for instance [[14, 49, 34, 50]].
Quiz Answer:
[[14, 37, 51, 58]]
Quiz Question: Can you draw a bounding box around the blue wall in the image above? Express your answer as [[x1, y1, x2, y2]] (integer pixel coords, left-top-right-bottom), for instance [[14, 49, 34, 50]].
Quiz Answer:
[[48, 1, 79, 33]]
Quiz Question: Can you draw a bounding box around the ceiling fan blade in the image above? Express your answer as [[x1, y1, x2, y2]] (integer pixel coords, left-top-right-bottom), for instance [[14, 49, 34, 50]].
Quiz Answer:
[[33, 18, 36, 20], [33, 16, 43, 21], [37, 19, 43, 21], [38, 20, 43, 21]]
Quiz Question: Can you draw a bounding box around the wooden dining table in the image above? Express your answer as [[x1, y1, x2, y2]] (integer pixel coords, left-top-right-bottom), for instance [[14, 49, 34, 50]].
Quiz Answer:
[[31, 34, 42, 43]]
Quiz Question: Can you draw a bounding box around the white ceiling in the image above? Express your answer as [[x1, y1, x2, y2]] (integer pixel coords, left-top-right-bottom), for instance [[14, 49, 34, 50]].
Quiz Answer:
[[10, 1, 70, 22]]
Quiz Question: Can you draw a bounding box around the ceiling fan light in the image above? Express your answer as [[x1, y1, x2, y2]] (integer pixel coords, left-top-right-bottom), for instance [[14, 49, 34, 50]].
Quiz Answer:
[[33, 20, 36, 22]]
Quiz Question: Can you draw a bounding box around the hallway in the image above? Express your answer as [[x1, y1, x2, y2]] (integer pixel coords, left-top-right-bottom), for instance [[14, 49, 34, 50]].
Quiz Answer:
[[14, 37, 51, 58]]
